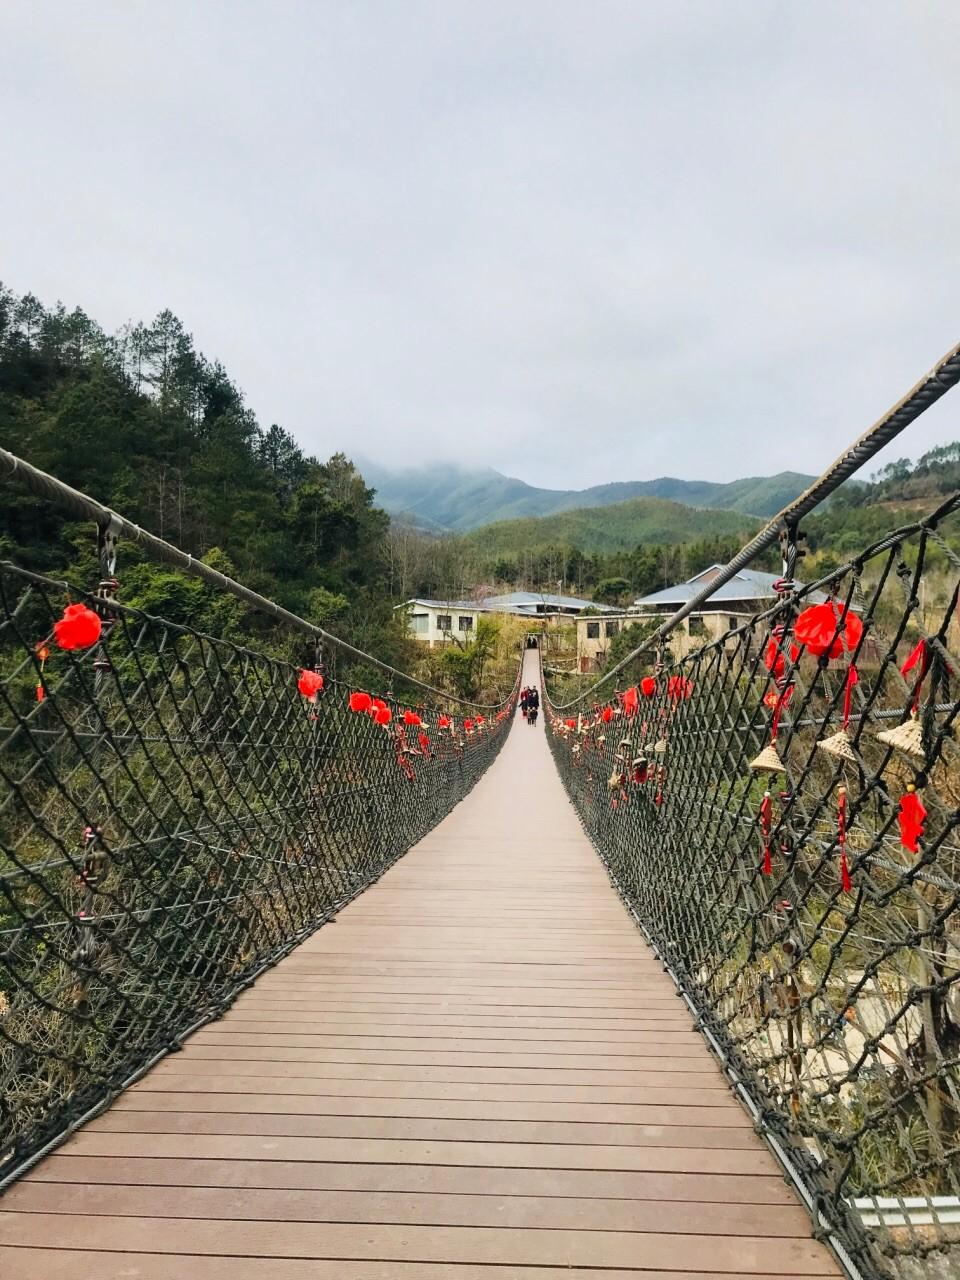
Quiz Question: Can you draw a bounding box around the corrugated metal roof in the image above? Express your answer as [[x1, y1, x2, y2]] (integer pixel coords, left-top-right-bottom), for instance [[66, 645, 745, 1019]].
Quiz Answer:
[[635, 566, 826, 608], [395, 599, 490, 612], [396, 592, 618, 615], [482, 591, 618, 613]]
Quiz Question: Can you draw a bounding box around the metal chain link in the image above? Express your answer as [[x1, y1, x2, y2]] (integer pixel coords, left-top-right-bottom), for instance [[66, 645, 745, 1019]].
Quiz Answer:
[[0, 561, 519, 1185], [544, 497, 960, 1280]]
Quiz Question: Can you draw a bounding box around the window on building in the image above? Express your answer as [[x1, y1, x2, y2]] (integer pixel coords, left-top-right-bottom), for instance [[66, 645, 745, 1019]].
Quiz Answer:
[[586, 622, 601, 639], [437, 615, 452, 632], [605, 620, 620, 638], [688, 615, 706, 636], [728, 617, 738, 632], [458, 615, 474, 633], [410, 613, 428, 635]]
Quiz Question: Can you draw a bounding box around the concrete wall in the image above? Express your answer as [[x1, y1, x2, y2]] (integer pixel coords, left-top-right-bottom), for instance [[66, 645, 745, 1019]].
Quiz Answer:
[[575, 611, 754, 673]]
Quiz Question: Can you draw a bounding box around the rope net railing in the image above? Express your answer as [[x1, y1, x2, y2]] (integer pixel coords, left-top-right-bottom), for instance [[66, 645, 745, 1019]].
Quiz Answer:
[[0, 556, 518, 1185], [543, 495, 960, 1280]]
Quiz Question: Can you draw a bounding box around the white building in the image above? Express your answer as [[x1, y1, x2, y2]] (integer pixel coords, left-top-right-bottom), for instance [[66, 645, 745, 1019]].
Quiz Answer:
[[397, 592, 617, 649], [397, 599, 491, 648]]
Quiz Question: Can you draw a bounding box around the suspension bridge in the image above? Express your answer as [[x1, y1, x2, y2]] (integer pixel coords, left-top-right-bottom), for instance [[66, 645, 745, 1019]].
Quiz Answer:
[[2, 342, 960, 1279]]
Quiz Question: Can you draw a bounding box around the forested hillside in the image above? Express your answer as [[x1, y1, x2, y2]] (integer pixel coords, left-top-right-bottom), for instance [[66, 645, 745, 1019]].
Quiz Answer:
[[805, 446, 960, 566], [461, 495, 755, 556], [0, 285, 414, 671]]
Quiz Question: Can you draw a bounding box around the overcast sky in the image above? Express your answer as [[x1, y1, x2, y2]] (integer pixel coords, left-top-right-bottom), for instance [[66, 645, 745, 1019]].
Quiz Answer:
[[3, 2, 959, 489]]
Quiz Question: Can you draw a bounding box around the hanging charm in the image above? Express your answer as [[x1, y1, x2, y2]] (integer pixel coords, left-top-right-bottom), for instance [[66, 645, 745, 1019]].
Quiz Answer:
[[877, 713, 925, 761], [837, 784, 852, 893], [35, 642, 49, 703], [877, 639, 931, 761], [751, 658, 790, 774], [654, 764, 666, 807], [897, 784, 927, 853], [750, 723, 786, 774], [818, 664, 859, 761], [760, 789, 773, 876]]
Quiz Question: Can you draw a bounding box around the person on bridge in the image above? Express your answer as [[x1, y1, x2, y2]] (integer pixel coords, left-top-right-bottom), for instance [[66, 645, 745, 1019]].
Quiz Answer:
[[527, 685, 539, 724]]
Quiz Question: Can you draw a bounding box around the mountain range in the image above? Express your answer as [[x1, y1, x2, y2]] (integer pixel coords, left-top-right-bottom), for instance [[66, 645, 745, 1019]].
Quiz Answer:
[[357, 460, 815, 533]]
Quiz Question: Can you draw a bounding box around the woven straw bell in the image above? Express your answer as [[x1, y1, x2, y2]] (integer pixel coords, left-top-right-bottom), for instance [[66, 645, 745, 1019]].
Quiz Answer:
[[877, 714, 925, 761], [816, 729, 857, 762], [750, 743, 786, 773], [652, 738, 668, 755]]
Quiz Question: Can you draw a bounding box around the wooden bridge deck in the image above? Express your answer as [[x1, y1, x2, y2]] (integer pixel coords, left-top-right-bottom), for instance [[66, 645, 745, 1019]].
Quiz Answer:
[[0, 656, 840, 1279]]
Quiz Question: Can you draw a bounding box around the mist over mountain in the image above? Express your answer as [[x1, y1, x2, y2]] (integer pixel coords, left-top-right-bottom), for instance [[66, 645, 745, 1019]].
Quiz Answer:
[[357, 459, 815, 533]]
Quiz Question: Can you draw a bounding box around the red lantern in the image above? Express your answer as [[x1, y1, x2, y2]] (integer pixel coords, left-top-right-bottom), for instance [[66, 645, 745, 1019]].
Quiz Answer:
[[372, 705, 391, 725], [640, 677, 656, 698], [565, 717, 577, 729], [53, 603, 102, 651], [417, 731, 430, 754], [464, 718, 474, 732], [476, 714, 485, 725], [623, 686, 639, 713], [898, 788, 926, 853], [297, 670, 325, 702], [794, 602, 862, 661], [601, 706, 614, 723], [349, 691, 372, 713], [403, 709, 422, 726], [667, 675, 692, 701], [438, 715, 451, 729]]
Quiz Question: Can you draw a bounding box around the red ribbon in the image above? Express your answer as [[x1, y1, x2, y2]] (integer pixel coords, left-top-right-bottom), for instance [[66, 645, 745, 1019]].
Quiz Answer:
[[760, 791, 773, 876], [902, 640, 928, 712], [838, 786, 851, 893], [769, 684, 794, 742], [842, 664, 858, 730]]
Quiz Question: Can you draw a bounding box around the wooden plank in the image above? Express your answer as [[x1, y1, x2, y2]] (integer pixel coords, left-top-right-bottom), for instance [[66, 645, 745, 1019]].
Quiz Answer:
[[130, 1075, 731, 1103], [0, 1214, 841, 1272], [59, 1131, 784, 1174], [0, 1249, 839, 1280], [114, 1091, 745, 1124], [24, 1154, 803, 1204], [89, 1110, 766, 1148], [1, 1182, 815, 1237], [2, 652, 839, 1279], [148, 1059, 724, 1084], [217, 1011, 698, 1029], [176, 1046, 713, 1069], [188, 1033, 708, 1054]]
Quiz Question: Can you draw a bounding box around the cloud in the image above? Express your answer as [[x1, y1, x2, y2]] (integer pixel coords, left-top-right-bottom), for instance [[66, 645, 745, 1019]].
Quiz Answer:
[[2, 0, 958, 488]]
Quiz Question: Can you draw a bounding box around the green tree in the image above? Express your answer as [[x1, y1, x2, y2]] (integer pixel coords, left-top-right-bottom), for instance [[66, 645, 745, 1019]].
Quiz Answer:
[[594, 576, 631, 605]]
